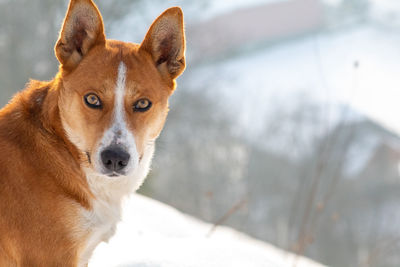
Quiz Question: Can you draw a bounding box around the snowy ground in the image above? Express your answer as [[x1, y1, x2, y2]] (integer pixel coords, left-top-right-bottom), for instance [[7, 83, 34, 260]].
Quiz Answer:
[[89, 194, 325, 267]]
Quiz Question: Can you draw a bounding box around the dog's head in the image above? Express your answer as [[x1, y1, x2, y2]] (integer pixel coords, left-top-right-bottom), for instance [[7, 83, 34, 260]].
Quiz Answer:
[[55, 0, 185, 186]]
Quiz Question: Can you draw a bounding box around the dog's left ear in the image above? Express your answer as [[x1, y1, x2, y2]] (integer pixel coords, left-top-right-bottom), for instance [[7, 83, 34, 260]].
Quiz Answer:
[[55, 0, 106, 71], [140, 7, 186, 80]]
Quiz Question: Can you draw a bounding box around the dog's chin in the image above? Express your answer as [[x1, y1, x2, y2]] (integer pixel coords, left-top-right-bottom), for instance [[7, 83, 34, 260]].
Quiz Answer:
[[95, 169, 131, 178], [104, 171, 128, 178], [86, 165, 131, 179]]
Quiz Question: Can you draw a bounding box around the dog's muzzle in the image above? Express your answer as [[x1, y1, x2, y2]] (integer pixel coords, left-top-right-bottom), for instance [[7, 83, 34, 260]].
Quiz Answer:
[[100, 145, 130, 176]]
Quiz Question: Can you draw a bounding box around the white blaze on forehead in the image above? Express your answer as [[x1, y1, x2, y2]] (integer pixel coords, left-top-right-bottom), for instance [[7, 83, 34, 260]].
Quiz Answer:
[[94, 62, 139, 174], [114, 62, 127, 129]]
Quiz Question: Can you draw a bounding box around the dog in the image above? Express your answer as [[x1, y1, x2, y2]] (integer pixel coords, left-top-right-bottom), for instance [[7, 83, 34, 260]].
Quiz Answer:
[[0, 0, 185, 265]]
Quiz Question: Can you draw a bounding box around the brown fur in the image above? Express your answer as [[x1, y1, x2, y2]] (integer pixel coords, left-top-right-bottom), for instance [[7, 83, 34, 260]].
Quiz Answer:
[[0, 0, 185, 266]]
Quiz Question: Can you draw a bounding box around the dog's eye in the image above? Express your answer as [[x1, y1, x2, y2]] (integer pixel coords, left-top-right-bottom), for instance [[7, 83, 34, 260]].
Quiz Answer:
[[84, 93, 102, 109], [133, 99, 152, 112]]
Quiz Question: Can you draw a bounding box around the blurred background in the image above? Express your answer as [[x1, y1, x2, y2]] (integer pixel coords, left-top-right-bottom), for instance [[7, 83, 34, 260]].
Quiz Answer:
[[1, 0, 400, 266]]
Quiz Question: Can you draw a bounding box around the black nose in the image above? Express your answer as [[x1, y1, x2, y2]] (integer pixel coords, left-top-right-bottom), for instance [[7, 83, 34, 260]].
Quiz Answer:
[[101, 147, 130, 173]]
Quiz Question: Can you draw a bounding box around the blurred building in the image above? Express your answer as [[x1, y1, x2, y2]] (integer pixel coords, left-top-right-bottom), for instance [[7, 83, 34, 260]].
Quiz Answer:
[[187, 0, 323, 62]]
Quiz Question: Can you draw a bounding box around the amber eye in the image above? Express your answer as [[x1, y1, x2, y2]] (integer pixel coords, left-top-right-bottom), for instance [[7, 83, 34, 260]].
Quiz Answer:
[[84, 93, 102, 109], [133, 99, 152, 112]]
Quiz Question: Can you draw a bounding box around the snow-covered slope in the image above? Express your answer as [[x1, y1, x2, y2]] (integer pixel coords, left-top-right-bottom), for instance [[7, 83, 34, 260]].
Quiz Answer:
[[89, 194, 325, 267], [183, 24, 400, 140]]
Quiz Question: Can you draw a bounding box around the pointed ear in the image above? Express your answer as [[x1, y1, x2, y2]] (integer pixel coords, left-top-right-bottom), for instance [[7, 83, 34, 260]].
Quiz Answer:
[[140, 7, 186, 80], [55, 0, 105, 71]]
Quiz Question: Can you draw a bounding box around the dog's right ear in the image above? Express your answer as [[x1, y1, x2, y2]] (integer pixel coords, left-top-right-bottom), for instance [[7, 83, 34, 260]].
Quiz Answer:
[[139, 7, 186, 81], [55, 0, 105, 71]]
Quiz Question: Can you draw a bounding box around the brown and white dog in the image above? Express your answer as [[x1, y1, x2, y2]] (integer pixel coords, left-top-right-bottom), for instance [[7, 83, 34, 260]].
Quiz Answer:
[[0, 0, 185, 266]]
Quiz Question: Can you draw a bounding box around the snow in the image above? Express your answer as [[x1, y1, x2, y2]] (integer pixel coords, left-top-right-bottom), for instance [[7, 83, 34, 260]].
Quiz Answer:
[[369, 0, 400, 27], [343, 133, 380, 177], [184, 24, 400, 139], [89, 194, 325, 267]]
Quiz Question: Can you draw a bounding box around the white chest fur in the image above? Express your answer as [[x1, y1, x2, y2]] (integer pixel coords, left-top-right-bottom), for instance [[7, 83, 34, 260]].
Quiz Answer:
[[78, 171, 130, 266], [78, 143, 155, 266], [79, 199, 121, 266]]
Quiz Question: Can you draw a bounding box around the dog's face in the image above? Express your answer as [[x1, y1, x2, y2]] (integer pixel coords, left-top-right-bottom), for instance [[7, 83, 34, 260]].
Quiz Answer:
[[55, 0, 185, 181]]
